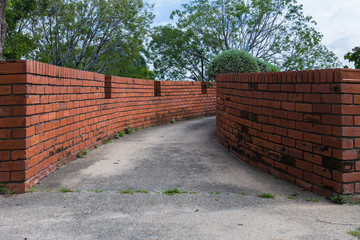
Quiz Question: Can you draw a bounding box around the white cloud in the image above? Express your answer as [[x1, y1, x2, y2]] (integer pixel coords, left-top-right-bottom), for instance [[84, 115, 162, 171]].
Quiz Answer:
[[298, 0, 360, 67], [147, 0, 189, 25]]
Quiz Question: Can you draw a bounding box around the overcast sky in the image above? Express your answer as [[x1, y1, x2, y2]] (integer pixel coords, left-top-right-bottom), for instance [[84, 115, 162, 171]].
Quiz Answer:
[[148, 0, 360, 68]]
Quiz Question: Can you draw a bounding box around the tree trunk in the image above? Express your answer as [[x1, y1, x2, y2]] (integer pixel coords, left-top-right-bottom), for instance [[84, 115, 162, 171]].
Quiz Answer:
[[0, 0, 8, 60]]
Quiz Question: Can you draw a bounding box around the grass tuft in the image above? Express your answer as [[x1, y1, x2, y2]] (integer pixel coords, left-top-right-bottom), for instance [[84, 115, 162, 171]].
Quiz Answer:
[[349, 227, 360, 239], [259, 193, 275, 199], [58, 187, 72, 193]]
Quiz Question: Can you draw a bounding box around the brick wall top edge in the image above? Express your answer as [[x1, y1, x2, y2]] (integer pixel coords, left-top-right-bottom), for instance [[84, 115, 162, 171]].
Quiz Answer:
[[0, 60, 26, 74], [216, 69, 360, 83], [0, 60, 105, 81], [160, 81, 202, 86]]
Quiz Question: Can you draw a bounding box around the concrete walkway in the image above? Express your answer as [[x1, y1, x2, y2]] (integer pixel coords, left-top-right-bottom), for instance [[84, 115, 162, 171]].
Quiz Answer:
[[1, 116, 359, 240]]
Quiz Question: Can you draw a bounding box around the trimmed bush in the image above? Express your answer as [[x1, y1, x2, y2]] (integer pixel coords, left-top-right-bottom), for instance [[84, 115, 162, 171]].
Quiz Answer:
[[207, 49, 260, 81], [256, 59, 280, 73]]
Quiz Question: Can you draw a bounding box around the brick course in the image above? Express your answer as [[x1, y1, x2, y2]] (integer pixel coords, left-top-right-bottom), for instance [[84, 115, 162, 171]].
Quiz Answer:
[[217, 69, 360, 196], [0, 60, 216, 193]]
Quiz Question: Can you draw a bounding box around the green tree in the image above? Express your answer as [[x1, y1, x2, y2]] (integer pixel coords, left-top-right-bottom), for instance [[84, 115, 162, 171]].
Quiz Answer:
[[344, 47, 360, 69], [25, 0, 154, 74], [4, 0, 38, 59], [0, 0, 8, 59], [104, 50, 156, 79], [150, 0, 341, 81], [149, 25, 210, 81]]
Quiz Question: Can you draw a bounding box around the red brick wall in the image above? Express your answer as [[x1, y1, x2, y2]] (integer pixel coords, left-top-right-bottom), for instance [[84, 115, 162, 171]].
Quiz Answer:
[[217, 69, 360, 196], [0, 60, 216, 193]]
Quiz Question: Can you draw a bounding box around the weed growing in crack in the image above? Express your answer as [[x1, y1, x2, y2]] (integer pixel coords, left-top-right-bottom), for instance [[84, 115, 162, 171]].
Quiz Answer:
[[88, 190, 106, 193], [330, 194, 346, 204], [349, 227, 360, 239], [0, 184, 14, 195], [125, 125, 133, 134], [135, 189, 149, 194], [58, 188, 72, 193], [162, 188, 191, 195], [119, 190, 135, 194], [28, 187, 39, 193], [259, 193, 275, 199], [76, 149, 89, 158]]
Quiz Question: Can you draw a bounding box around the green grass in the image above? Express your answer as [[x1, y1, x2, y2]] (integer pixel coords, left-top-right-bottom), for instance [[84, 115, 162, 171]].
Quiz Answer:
[[349, 227, 360, 239], [305, 198, 320, 203], [77, 149, 89, 158], [151, 124, 156, 127], [287, 195, 298, 200], [28, 187, 39, 193], [330, 194, 348, 204], [115, 131, 125, 139], [119, 189, 150, 194], [134, 189, 149, 194], [259, 193, 275, 199], [125, 125, 133, 134], [88, 190, 106, 193], [210, 192, 222, 195], [162, 188, 190, 195], [171, 119, 176, 123], [0, 184, 14, 195], [235, 192, 247, 196], [119, 190, 135, 194], [104, 138, 113, 144], [58, 187, 72, 193]]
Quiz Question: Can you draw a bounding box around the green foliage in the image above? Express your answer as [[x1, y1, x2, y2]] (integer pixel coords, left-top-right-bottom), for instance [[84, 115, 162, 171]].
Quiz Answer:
[[4, 0, 38, 59], [28, 187, 39, 193], [103, 51, 156, 79], [0, 184, 14, 194], [134, 189, 149, 194], [120, 190, 135, 194], [348, 227, 360, 239], [88, 189, 106, 193], [150, 0, 340, 80], [345, 47, 360, 69], [125, 125, 133, 134], [76, 149, 89, 158], [149, 25, 209, 81], [115, 131, 125, 139], [256, 59, 280, 73], [259, 193, 275, 199], [171, 119, 176, 123], [119, 189, 149, 194], [330, 194, 346, 204], [210, 192, 222, 194], [207, 49, 260, 81], [305, 198, 320, 203], [162, 188, 187, 195], [8, 0, 154, 76], [58, 187, 72, 193]]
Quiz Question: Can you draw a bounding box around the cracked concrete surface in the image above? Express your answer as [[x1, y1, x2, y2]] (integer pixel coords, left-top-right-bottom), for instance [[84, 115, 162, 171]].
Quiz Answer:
[[0, 116, 359, 240]]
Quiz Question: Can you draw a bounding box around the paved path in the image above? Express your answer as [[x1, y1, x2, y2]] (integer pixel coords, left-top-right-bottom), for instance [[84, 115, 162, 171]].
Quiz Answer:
[[1, 116, 359, 240]]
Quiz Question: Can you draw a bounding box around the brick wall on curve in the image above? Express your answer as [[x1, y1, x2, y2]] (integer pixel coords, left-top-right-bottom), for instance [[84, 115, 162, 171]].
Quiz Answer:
[[0, 60, 216, 193], [216, 69, 360, 196]]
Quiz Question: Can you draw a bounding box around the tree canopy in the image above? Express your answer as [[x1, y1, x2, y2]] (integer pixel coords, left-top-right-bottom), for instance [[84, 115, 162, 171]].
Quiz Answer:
[[344, 46, 360, 69], [149, 0, 341, 81], [2, 0, 342, 80], [4, 0, 155, 79]]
